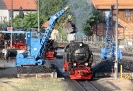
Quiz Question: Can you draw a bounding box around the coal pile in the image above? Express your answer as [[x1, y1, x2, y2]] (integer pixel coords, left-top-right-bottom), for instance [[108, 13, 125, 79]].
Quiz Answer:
[[0, 67, 17, 78], [17, 66, 55, 74]]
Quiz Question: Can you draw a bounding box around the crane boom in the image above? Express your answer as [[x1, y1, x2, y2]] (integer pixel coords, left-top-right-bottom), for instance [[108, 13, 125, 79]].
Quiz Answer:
[[16, 6, 69, 66], [38, 6, 69, 59]]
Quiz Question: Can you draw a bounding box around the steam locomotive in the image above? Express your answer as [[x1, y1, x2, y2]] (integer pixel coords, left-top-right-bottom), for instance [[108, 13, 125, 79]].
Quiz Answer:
[[63, 41, 93, 80], [0, 33, 26, 59], [44, 39, 58, 60]]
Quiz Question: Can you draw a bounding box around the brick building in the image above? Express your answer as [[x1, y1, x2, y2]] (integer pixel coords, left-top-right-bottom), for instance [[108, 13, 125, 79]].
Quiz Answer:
[[92, 0, 133, 39]]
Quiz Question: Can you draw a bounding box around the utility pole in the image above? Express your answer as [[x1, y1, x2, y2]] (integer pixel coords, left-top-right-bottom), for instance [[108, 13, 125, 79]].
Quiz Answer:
[[38, 0, 40, 32], [10, 0, 13, 48], [114, 0, 118, 79], [11, 0, 13, 27]]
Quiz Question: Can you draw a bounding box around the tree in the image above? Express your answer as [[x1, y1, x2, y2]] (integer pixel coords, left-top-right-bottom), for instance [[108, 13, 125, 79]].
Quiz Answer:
[[38, 0, 70, 39], [23, 12, 38, 28], [13, 0, 69, 40], [13, 15, 21, 28], [39, 0, 67, 21], [83, 10, 101, 36], [13, 12, 45, 28]]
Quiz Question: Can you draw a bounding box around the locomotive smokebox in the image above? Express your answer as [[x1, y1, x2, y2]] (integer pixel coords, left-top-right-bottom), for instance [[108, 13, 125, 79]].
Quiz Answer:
[[64, 41, 92, 63]]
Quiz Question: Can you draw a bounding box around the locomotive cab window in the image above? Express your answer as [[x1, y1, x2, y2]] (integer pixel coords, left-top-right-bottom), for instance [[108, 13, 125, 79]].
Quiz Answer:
[[32, 32, 38, 38]]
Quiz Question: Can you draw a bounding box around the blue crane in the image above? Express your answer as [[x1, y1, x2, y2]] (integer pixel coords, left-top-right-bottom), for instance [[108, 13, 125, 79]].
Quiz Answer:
[[100, 5, 122, 60], [16, 6, 69, 66]]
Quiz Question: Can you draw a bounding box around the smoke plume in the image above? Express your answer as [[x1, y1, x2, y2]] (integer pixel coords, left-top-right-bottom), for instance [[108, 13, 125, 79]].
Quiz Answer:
[[67, 0, 93, 35]]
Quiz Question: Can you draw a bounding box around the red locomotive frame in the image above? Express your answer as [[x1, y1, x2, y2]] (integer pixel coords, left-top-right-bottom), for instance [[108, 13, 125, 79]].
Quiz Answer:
[[64, 62, 93, 80], [45, 50, 56, 60], [12, 42, 27, 50]]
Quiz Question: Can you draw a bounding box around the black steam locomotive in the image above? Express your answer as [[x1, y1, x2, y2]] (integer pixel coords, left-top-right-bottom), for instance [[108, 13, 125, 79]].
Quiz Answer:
[[0, 33, 26, 60], [63, 41, 93, 80]]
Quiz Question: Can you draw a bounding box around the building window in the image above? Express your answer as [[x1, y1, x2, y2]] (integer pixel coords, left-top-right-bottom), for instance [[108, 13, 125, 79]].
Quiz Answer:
[[105, 11, 110, 21], [125, 10, 130, 17]]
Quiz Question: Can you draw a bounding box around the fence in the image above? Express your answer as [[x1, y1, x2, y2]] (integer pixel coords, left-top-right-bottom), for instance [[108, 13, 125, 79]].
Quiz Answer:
[[54, 34, 104, 47], [54, 33, 133, 51]]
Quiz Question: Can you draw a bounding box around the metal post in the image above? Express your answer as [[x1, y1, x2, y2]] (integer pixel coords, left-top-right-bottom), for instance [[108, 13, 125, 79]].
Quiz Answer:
[[11, 0, 13, 27], [10, 0, 13, 48], [38, 0, 40, 32], [114, 0, 118, 79], [120, 65, 122, 79]]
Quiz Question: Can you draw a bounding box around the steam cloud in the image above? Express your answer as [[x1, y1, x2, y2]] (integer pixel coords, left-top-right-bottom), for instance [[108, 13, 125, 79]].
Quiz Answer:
[[67, 0, 93, 35]]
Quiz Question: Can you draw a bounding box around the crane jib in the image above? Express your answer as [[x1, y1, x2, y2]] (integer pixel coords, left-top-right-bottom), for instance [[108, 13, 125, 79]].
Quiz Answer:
[[38, 7, 69, 58], [16, 6, 69, 66]]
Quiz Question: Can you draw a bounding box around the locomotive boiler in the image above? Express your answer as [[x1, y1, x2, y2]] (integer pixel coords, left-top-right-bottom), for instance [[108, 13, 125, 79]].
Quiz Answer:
[[63, 41, 93, 80]]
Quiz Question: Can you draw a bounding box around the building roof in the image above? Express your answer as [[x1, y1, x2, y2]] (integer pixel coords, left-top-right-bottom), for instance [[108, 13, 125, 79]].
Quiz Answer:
[[4, 0, 36, 10], [92, 0, 133, 9], [0, 0, 7, 9], [42, 21, 49, 28]]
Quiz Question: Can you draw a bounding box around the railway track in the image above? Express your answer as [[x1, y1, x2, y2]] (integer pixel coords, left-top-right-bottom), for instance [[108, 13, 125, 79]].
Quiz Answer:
[[55, 46, 133, 91], [65, 77, 112, 91], [76, 80, 99, 91]]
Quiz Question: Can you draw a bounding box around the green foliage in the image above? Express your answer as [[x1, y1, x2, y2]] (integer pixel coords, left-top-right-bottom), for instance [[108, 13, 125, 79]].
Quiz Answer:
[[39, 0, 69, 39], [13, 15, 21, 28], [83, 10, 101, 35], [0, 21, 9, 30], [13, 12, 45, 28], [83, 23, 91, 34], [55, 24, 67, 39], [23, 13, 38, 28], [39, 0, 67, 21], [13, 0, 69, 39]]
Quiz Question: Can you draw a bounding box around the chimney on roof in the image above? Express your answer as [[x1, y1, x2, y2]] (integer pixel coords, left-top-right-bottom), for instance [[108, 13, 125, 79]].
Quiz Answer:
[[19, 6, 24, 19]]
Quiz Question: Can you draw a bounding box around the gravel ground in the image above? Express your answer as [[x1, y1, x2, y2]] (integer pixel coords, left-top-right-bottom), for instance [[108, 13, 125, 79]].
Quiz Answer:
[[96, 78, 133, 91], [0, 47, 132, 91], [90, 47, 133, 91], [55, 47, 133, 91]]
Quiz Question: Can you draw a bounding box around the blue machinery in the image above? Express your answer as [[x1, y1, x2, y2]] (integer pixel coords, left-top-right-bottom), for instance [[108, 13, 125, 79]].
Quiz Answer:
[[100, 5, 122, 60], [16, 6, 69, 66]]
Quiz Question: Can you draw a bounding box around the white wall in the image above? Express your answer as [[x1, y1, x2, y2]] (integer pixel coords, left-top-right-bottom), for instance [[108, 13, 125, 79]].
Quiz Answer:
[[0, 10, 36, 23], [0, 10, 9, 23], [13, 10, 36, 18], [67, 33, 76, 42]]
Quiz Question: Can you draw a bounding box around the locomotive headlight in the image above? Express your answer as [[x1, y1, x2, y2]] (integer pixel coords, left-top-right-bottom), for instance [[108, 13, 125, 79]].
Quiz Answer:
[[79, 43, 82, 46], [85, 63, 88, 66], [73, 63, 76, 66]]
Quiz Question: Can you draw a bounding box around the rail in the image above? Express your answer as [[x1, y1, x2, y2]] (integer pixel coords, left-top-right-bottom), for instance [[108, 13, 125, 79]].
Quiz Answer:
[[74, 80, 100, 91]]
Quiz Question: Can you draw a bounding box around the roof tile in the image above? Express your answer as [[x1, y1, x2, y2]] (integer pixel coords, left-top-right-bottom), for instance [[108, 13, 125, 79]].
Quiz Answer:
[[4, 0, 36, 10], [92, 0, 133, 9]]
